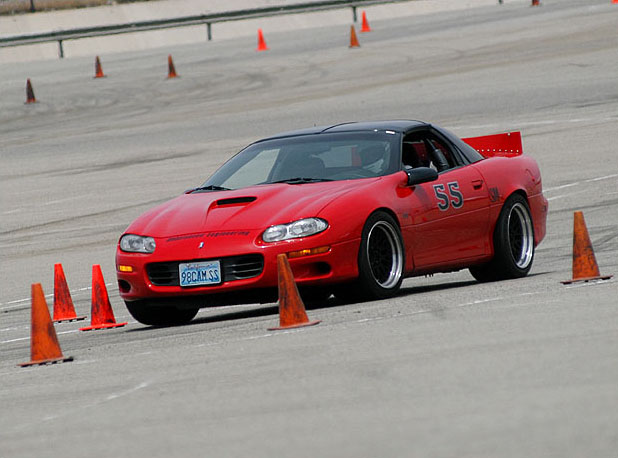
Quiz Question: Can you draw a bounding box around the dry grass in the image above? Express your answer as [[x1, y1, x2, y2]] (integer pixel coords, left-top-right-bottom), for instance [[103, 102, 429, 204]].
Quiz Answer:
[[0, 0, 151, 15]]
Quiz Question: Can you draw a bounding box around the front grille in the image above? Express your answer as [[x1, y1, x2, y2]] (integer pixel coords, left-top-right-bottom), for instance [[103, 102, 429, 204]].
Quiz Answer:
[[146, 254, 264, 286]]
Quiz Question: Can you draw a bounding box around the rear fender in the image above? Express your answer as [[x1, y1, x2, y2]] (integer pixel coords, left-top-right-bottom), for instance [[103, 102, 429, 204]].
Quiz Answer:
[[472, 155, 547, 248]]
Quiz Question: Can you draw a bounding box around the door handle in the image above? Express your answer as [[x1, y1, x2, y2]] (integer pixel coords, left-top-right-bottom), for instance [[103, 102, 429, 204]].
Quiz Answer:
[[472, 179, 484, 189]]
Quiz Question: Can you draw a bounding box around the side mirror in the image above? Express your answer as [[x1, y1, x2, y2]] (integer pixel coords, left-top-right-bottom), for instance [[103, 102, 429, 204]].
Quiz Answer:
[[406, 167, 438, 186]]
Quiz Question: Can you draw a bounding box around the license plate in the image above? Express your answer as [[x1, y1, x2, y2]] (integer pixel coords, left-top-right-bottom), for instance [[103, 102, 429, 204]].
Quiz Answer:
[[179, 261, 221, 287]]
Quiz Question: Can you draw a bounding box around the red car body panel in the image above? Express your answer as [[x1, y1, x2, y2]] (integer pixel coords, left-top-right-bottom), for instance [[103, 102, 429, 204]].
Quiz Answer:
[[116, 126, 548, 305]]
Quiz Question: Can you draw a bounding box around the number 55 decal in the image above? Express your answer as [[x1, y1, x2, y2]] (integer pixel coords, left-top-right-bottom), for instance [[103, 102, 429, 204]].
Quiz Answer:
[[433, 182, 464, 211]]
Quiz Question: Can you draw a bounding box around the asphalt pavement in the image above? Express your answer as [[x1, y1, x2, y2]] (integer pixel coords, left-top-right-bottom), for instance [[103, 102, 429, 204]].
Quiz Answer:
[[1, 0, 617, 456]]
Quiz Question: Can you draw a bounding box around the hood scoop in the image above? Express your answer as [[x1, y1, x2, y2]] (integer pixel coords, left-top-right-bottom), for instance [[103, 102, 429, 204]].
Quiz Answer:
[[204, 196, 258, 227], [214, 196, 257, 207]]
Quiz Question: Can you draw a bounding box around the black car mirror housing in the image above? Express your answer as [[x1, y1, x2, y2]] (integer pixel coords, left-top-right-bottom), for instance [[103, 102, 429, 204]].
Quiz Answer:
[[406, 167, 439, 186]]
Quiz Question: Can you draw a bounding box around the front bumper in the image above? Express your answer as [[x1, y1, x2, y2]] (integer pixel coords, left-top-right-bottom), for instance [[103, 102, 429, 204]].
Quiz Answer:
[[116, 234, 359, 302]]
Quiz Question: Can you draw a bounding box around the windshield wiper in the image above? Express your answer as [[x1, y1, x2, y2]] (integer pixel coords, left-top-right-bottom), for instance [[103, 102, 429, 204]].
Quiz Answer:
[[186, 185, 231, 193], [270, 177, 333, 184]]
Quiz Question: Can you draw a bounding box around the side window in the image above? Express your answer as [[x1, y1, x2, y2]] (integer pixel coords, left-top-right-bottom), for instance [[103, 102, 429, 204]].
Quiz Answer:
[[402, 140, 428, 169], [425, 137, 455, 172], [402, 132, 461, 173]]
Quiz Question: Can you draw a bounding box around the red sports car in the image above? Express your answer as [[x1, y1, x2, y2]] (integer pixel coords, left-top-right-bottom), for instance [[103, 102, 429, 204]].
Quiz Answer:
[[116, 121, 547, 325]]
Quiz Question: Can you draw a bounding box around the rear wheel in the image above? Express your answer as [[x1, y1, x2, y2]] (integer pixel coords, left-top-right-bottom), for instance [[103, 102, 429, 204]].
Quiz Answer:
[[125, 300, 199, 326], [470, 194, 535, 282], [335, 211, 404, 301]]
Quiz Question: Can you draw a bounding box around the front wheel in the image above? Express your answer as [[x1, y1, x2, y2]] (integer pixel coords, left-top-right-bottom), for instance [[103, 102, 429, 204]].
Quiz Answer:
[[125, 300, 199, 326], [470, 194, 535, 282], [336, 211, 405, 301]]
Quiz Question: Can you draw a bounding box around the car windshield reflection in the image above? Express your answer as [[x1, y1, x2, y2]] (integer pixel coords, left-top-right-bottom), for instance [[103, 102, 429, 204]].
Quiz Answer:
[[202, 132, 401, 190]]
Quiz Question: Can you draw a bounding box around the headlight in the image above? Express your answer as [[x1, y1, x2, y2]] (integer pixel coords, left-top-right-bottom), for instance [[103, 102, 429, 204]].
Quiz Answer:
[[119, 234, 156, 253], [262, 218, 328, 242]]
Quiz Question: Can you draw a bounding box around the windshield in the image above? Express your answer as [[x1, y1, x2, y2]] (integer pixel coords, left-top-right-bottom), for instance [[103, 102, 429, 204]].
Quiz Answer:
[[202, 132, 401, 190]]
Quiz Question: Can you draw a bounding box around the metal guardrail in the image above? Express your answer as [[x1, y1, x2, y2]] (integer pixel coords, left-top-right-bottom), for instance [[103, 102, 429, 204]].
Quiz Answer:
[[0, 0, 414, 58]]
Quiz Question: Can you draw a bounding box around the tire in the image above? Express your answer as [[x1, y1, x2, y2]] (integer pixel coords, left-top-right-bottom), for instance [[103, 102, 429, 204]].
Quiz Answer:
[[470, 194, 535, 282], [125, 300, 199, 326], [335, 211, 404, 301]]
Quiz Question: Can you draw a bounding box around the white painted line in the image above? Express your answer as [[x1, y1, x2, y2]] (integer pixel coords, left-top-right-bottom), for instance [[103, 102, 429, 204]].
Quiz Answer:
[[42, 197, 86, 206], [1, 336, 29, 344], [0, 328, 78, 344], [0, 325, 29, 333], [106, 381, 150, 401], [545, 174, 617, 193], [41, 381, 152, 423], [586, 173, 618, 182], [0, 294, 52, 310], [0, 282, 114, 310], [547, 190, 588, 202], [1, 297, 37, 306], [544, 182, 579, 192]]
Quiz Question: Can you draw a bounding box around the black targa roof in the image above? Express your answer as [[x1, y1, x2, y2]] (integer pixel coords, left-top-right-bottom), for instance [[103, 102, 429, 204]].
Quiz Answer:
[[257, 120, 430, 142]]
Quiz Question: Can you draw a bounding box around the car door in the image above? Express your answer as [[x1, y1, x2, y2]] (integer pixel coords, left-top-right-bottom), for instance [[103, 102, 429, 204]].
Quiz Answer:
[[401, 130, 491, 269]]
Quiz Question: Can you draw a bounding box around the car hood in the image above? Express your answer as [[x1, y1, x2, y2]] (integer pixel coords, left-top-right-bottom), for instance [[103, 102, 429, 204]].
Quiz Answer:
[[125, 179, 380, 237]]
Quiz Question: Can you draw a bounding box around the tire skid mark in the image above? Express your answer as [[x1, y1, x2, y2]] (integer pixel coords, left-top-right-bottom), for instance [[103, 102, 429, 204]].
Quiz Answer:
[[0, 200, 165, 237]]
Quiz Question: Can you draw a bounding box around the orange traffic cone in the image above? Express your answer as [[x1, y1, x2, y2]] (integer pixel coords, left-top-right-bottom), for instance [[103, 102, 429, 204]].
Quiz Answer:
[[53, 263, 87, 323], [94, 56, 106, 78], [167, 54, 178, 78], [268, 254, 321, 330], [256, 28, 269, 51], [360, 11, 371, 32], [25, 79, 36, 104], [80, 265, 127, 331], [20, 284, 73, 367], [561, 211, 613, 284], [349, 25, 360, 48]]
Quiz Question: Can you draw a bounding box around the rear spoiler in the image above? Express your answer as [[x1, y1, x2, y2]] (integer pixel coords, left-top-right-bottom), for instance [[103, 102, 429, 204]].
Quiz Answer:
[[462, 131, 523, 158]]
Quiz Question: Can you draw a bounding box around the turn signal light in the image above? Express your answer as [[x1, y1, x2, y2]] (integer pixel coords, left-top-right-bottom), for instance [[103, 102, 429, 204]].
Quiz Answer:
[[287, 246, 330, 259], [118, 265, 134, 273]]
